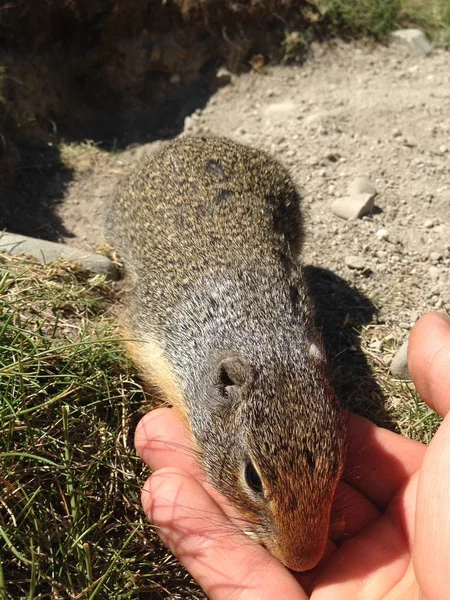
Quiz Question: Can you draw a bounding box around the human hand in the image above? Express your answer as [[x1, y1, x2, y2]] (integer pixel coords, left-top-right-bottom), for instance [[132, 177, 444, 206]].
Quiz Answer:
[[135, 313, 450, 599]]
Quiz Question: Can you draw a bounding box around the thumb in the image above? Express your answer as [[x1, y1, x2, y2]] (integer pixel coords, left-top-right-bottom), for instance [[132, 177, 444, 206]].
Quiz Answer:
[[410, 313, 450, 598]]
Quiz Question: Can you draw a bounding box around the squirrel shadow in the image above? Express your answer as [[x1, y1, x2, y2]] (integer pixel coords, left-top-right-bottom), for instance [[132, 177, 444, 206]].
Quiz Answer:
[[304, 265, 395, 430]]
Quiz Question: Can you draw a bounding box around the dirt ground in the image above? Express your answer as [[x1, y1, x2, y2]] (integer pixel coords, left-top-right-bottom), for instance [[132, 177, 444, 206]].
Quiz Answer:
[[58, 40, 450, 349], [4, 37, 449, 599]]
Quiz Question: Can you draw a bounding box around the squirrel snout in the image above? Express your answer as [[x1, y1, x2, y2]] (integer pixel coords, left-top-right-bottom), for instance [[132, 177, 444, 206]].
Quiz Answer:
[[269, 528, 329, 572], [265, 502, 332, 572]]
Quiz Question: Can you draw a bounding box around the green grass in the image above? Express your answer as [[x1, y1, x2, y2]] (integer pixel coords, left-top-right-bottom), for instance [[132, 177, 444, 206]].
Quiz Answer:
[[0, 252, 443, 598], [314, 0, 402, 39], [0, 255, 204, 599], [400, 0, 450, 47]]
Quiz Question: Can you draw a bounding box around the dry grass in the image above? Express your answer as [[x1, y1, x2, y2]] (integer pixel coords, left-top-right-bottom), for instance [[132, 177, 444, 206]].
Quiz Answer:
[[0, 255, 205, 599]]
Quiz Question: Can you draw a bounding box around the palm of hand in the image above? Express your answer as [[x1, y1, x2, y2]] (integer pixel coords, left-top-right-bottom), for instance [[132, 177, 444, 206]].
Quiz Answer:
[[135, 314, 450, 600]]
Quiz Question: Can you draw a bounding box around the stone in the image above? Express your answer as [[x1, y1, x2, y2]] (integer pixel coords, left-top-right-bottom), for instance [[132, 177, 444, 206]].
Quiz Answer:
[[216, 66, 233, 87], [263, 101, 296, 118], [391, 29, 432, 57], [375, 228, 389, 240], [429, 266, 440, 279], [331, 194, 375, 220], [424, 219, 435, 228], [347, 176, 377, 197], [390, 339, 411, 380], [429, 251, 443, 262], [0, 232, 118, 280], [345, 255, 366, 270]]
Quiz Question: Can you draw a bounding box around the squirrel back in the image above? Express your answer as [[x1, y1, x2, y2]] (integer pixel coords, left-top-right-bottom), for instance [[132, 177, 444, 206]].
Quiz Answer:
[[106, 136, 346, 572]]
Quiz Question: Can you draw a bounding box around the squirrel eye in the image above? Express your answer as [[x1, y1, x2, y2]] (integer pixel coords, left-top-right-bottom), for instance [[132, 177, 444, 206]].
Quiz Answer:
[[245, 460, 263, 495]]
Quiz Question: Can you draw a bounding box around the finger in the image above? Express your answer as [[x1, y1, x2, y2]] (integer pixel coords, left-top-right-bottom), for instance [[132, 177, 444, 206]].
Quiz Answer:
[[414, 414, 450, 598], [329, 480, 380, 543], [135, 407, 241, 518], [311, 512, 410, 600], [143, 467, 307, 600], [138, 407, 425, 513], [343, 413, 425, 507], [135, 408, 202, 476], [408, 312, 450, 418]]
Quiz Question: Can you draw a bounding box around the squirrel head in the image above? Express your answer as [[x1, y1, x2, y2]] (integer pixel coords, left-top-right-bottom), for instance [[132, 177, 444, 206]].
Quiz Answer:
[[193, 347, 346, 572]]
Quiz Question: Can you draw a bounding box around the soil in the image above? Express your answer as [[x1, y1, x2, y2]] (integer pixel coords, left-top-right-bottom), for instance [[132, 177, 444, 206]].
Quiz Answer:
[[56, 40, 450, 345], [5, 38, 450, 599]]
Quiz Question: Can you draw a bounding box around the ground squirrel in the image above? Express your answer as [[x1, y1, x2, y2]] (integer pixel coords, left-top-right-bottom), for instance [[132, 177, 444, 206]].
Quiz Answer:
[[105, 136, 346, 572]]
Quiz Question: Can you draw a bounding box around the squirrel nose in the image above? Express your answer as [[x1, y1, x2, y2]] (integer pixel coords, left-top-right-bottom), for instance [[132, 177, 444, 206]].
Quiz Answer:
[[272, 537, 327, 572], [267, 510, 331, 572], [280, 549, 324, 572]]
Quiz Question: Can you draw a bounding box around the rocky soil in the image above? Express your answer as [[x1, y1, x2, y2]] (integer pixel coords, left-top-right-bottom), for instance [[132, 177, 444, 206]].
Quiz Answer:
[[57, 40, 450, 358], [6, 36, 450, 600]]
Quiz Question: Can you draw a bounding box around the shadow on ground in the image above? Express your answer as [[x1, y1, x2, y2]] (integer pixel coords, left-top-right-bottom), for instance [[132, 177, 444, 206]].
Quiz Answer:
[[305, 265, 393, 429], [0, 74, 216, 242]]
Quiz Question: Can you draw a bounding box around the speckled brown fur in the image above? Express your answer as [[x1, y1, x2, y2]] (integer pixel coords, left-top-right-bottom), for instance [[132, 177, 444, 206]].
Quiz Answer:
[[105, 136, 346, 571]]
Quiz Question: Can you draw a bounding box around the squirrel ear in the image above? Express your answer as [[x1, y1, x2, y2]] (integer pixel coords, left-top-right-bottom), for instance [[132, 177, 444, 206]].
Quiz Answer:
[[217, 355, 252, 389]]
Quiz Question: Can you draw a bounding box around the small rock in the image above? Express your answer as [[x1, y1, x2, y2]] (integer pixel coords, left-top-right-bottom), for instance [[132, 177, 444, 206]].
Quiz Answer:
[[391, 28, 432, 57], [263, 101, 296, 118], [429, 266, 440, 279], [439, 145, 448, 154], [392, 128, 402, 138], [345, 255, 366, 270], [331, 194, 375, 220], [375, 228, 389, 240], [0, 232, 118, 280], [216, 66, 233, 87], [429, 251, 443, 262], [390, 339, 411, 380], [347, 176, 377, 197], [424, 219, 435, 228], [435, 298, 445, 309]]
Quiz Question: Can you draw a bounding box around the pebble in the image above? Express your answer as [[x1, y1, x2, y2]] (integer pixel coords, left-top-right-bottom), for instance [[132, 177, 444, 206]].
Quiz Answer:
[[424, 219, 435, 228], [429, 251, 442, 262], [391, 28, 432, 57], [263, 101, 296, 118], [331, 194, 375, 220], [375, 228, 389, 240], [345, 255, 366, 270], [429, 266, 440, 279], [390, 339, 411, 380], [0, 232, 118, 280]]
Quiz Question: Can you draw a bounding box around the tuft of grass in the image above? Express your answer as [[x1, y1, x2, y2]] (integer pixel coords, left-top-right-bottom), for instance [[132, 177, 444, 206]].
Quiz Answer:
[[0, 255, 204, 599], [400, 0, 450, 47], [59, 140, 112, 173], [313, 0, 402, 39], [360, 323, 442, 443]]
